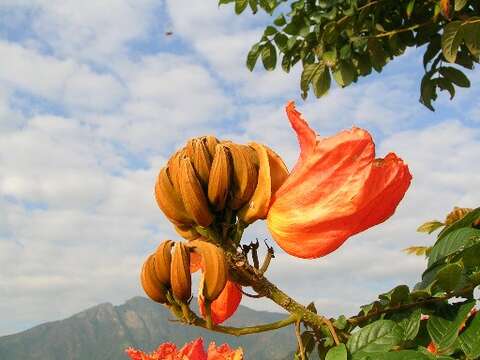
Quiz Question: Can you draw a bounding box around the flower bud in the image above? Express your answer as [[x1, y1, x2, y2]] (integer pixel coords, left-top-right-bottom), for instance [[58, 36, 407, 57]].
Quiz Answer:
[[208, 144, 232, 211], [170, 242, 192, 302], [154, 240, 174, 285], [202, 135, 220, 158], [188, 239, 228, 301], [223, 143, 258, 210], [192, 139, 212, 187], [141, 254, 168, 304], [238, 143, 289, 224], [154, 167, 192, 225], [179, 158, 214, 227]]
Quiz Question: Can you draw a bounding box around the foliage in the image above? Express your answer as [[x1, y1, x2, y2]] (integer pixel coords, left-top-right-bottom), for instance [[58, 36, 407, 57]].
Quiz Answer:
[[221, 0, 480, 110], [294, 207, 480, 359]]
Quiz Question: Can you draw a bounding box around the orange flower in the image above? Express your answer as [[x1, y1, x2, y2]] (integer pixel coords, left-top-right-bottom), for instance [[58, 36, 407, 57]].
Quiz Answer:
[[198, 280, 243, 324], [267, 102, 412, 259], [125, 338, 243, 360]]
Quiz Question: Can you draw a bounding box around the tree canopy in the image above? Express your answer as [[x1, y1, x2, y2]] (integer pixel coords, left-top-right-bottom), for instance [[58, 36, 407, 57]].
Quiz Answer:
[[221, 0, 480, 110]]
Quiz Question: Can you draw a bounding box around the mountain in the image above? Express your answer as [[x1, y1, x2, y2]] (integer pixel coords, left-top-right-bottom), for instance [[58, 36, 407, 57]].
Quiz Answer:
[[0, 297, 296, 360]]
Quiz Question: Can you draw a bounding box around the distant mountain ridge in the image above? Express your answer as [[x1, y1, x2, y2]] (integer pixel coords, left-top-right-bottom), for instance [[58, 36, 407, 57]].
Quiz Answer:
[[0, 297, 296, 360]]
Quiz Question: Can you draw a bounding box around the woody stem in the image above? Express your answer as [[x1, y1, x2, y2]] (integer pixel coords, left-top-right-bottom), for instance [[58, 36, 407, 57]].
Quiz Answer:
[[226, 250, 340, 345]]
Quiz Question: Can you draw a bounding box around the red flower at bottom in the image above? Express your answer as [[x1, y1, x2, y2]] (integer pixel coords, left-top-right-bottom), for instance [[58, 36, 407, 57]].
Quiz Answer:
[[125, 338, 243, 360]]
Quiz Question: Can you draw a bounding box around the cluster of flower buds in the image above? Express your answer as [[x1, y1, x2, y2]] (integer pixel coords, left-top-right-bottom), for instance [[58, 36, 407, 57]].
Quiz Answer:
[[154, 136, 289, 240], [140, 238, 240, 325]]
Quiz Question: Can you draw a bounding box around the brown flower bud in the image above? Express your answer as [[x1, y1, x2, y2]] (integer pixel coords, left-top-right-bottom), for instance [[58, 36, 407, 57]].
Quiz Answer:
[[154, 167, 192, 225], [208, 144, 232, 211], [141, 254, 168, 304], [154, 240, 174, 284], [238, 143, 289, 223], [203, 136, 220, 158], [445, 207, 473, 225], [188, 239, 228, 301], [170, 242, 192, 302], [223, 143, 258, 209], [179, 158, 214, 227], [192, 139, 212, 187]]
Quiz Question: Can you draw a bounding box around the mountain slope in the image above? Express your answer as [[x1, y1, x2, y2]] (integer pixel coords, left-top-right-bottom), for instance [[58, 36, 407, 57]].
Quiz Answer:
[[0, 297, 296, 360]]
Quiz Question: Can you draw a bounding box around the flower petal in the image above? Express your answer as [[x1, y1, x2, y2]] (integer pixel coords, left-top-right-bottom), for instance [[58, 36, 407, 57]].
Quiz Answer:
[[267, 102, 412, 259], [207, 342, 244, 360], [199, 280, 242, 324], [179, 338, 208, 360]]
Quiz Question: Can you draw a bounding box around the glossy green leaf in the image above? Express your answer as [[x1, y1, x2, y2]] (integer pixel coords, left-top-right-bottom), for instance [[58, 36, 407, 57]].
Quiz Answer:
[[261, 42, 277, 70], [246, 43, 262, 71], [347, 320, 403, 357], [438, 67, 471, 87], [436, 263, 462, 291], [235, 0, 248, 14], [379, 285, 410, 306], [326, 344, 347, 360], [458, 310, 480, 358], [442, 21, 464, 63], [427, 227, 480, 267], [463, 20, 480, 57], [438, 207, 480, 239], [398, 308, 422, 341], [333, 61, 355, 87], [427, 301, 475, 353]]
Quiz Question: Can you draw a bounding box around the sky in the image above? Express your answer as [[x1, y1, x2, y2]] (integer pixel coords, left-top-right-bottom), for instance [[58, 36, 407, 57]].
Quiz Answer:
[[0, 0, 479, 337]]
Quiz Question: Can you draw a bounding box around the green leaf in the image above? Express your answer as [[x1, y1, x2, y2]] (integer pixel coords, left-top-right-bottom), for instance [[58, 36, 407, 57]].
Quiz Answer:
[[406, 0, 415, 18], [427, 227, 480, 267], [417, 221, 444, 234], [333, 61, 356, 87], [263, 25, 277, 36], [235, 0, 248, 14], [367, 39, 388, 72], [435, 77, 455, 100], [333, 315, 348, 330], [427, 301, 475, 353], [458, 311, 480, 358], [438, 207, 480, 239], [420, 75, 436, 111], [312, 66, 331, 98], [463, 20, 480, 57], [399, 308, 422, 340], [423, 36, 441, 68], [273, 14, 286, 26], [436, 263, 463, 291], [326, 344, 347, 360], [379, 285, 410, 306], [246, 43, 262, 71], [454, 0, 469, 11], [347, 320, 403, 357], [368, 350, 432, 360], [273, 33, 288, 51], [301, 63, 324, 93], [438, 67, 470, 88], [442, 21, 464, 63], [248, 0, 258, 13], [261, 42, 277, 71], [219, 0, 235, 4]]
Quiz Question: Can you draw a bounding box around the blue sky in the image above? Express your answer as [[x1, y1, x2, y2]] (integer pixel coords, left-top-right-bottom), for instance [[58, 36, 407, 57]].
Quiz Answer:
[[0, 0, 479, 337]]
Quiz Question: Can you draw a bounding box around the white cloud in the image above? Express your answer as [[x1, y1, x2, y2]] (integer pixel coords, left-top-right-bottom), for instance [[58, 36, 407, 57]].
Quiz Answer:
[[0, 41, 125, 111]]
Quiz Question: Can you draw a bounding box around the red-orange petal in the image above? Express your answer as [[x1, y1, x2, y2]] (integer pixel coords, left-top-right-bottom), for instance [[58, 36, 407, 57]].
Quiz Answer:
[[199, 280, 242, 324], [267, 102, 412, 259], [178, 338, 208, 360], [207, 342, 244, 360]]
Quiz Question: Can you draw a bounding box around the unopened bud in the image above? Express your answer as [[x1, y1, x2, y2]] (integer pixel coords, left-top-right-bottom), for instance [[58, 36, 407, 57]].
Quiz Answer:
[[188, 239, 228, 301], [141, 254, 168, 304], [154, 240, 174, 285], [208, 144, 232, 211], [179, 158, 214, 227], [154, 167, 192, 225], [170, 242, 192, 302]]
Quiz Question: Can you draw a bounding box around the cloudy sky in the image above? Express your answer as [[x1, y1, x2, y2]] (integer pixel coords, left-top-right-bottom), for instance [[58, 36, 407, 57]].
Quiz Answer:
[[0, 0, 479, 337]]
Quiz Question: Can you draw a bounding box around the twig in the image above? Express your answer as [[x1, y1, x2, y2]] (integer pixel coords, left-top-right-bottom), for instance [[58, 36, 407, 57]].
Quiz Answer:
[[295, 321, 306, 360]]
